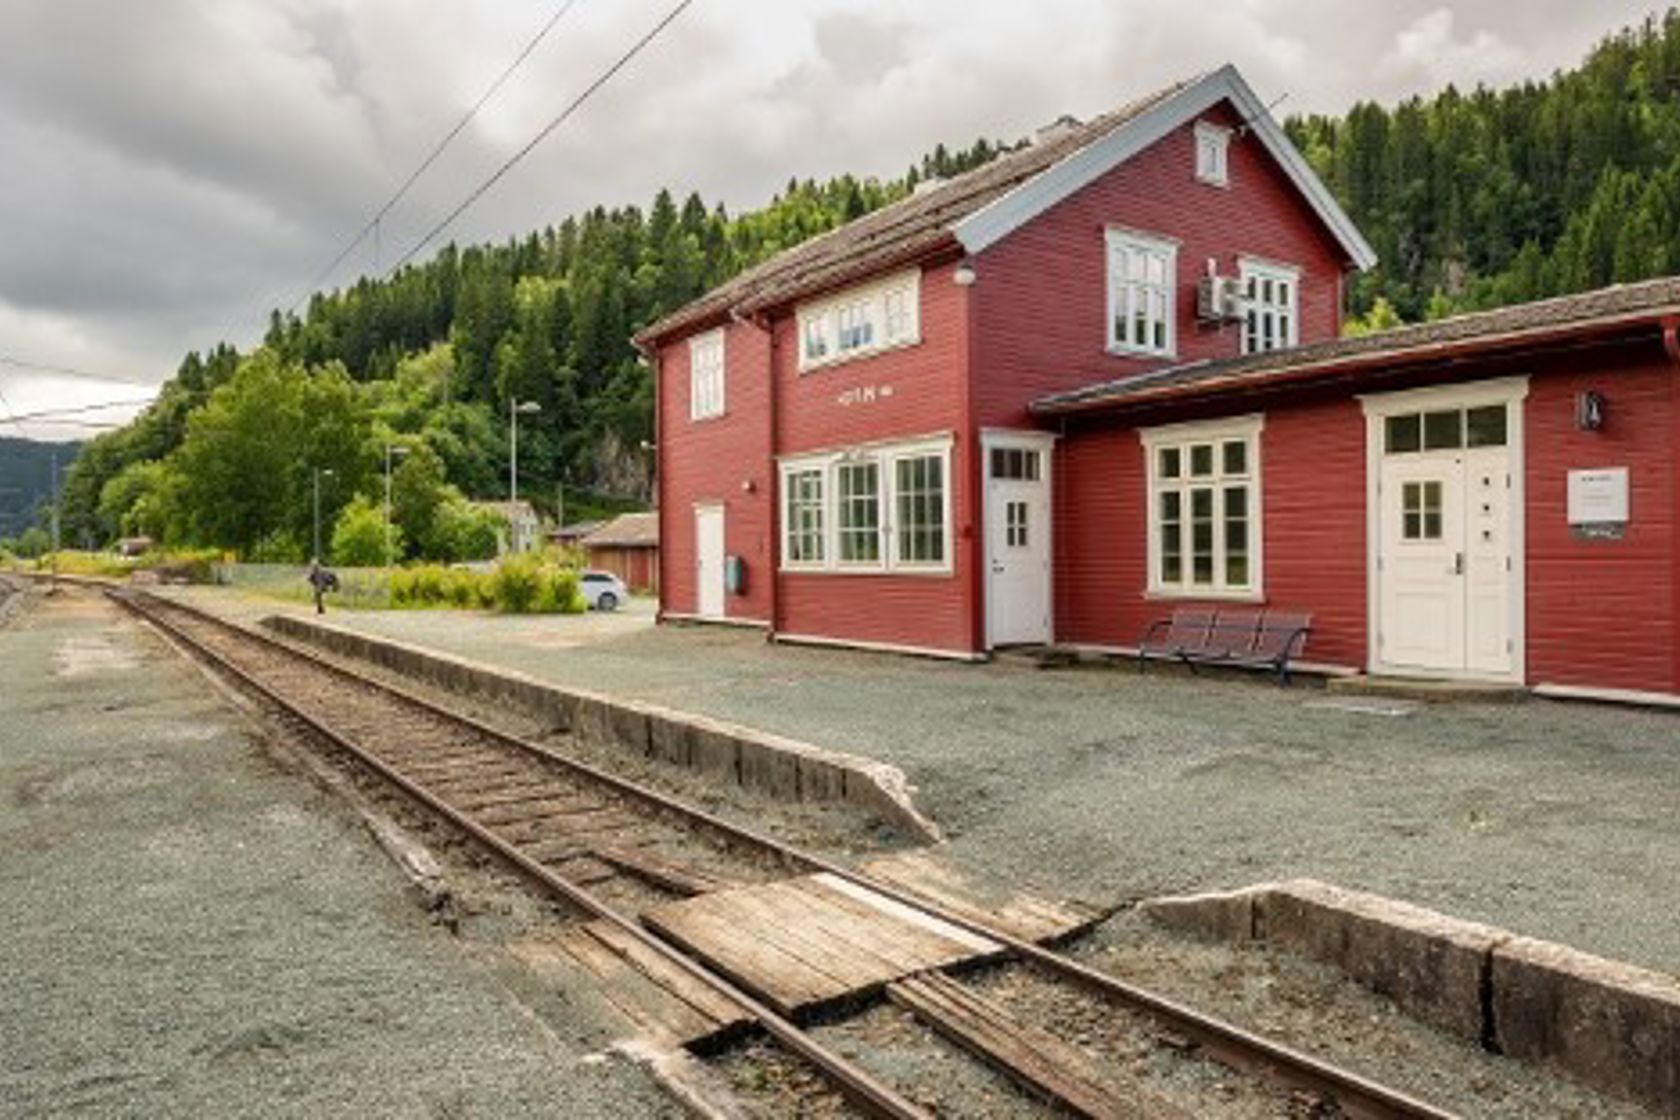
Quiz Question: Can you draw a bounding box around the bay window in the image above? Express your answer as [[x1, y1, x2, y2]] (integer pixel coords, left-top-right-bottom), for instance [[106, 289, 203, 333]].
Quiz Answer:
[[1143, 416, 1263, 597], [779, 438, 951, 573]]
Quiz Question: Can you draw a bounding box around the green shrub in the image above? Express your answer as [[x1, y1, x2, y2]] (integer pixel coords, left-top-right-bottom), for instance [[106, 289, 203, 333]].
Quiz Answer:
[[332, 495, 400, 568], [490, 554, 542, 613]]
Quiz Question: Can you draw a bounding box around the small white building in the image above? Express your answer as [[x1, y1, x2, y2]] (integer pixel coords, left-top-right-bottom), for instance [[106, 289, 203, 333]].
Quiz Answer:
[[470, 500, 542, 555]]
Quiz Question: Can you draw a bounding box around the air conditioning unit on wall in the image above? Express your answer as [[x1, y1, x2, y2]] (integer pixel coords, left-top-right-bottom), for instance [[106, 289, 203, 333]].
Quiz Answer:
[[1197, 275, 1246, 323]]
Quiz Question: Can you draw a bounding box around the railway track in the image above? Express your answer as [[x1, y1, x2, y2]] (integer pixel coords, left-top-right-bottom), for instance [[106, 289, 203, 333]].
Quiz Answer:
[[116, 587, 1459, 1120]]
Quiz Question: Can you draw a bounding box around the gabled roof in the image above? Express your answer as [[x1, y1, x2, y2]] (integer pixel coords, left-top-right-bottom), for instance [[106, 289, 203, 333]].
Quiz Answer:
[[1032, 275, 1680, 416], [582, 511, 659, 548], [636, 65, 1373, 347]]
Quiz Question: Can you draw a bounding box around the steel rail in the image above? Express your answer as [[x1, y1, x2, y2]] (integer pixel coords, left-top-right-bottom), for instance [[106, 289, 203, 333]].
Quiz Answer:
[[123, 590, 1458, 1119], [114, 591, 930, 1120]]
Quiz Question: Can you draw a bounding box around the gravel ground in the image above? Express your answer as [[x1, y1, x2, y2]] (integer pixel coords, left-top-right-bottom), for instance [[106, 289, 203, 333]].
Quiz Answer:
[[0, 588, 680, 1118], [169, 585, 1680, 982]]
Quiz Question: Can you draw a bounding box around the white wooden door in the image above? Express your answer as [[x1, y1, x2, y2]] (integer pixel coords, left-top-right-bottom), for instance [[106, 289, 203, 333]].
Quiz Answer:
[[1378, 449, 1513, 675], [694, 505, 724, 619], [1379, 455, 1465, 671], [986, 442, 1051, 646]]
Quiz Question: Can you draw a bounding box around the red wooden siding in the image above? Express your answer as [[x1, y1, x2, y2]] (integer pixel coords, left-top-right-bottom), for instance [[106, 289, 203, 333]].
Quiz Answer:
[[1054, 395, 1367, 669], [973, 103, 1350, 431], [656, 320, 773, 622], [1524, 347, 1677, 693], [587, 545, 657, 593], [772, 260, 978, 653]]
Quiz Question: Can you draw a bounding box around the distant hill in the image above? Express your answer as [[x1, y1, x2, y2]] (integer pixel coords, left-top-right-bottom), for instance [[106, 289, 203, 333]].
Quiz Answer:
[[0, 437, 78, 538]]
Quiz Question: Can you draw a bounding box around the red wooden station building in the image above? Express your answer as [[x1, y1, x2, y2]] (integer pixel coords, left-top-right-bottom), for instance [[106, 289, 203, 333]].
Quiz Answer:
[[635, 65, 1680, 705]]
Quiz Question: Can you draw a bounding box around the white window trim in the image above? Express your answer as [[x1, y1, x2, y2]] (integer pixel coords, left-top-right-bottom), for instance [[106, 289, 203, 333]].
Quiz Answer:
[[1141, 414, 1265, 601], [1105, 227, 1178, 359], [1194, 121, 1231, 187], [777, 436, 954, 576], [796, 270, 922, 373], [688, 328, 725, 421], [1238, 257, 1300, 355]]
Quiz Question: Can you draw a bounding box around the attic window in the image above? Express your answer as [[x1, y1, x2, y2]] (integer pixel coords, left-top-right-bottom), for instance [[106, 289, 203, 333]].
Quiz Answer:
[[1195, 122, 1231, 187]]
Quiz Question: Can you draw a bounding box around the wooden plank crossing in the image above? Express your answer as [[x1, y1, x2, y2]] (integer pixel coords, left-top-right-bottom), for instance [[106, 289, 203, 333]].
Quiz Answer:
[[638, 870, 1087, 1017]]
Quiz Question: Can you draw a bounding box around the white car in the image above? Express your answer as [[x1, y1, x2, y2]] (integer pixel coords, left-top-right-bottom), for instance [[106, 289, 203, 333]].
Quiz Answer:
[[579, 570, 628, 611]]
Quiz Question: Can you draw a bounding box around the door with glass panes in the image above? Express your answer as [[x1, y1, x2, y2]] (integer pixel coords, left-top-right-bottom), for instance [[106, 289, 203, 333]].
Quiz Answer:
[[1375, 399, 1516, 677], [985, 439, 1051, 646]]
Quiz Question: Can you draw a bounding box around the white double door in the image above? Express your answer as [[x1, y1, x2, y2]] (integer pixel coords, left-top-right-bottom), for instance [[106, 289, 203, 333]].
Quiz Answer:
[[1377, 447, 1514, 677], [985, 436, 1052, 647]]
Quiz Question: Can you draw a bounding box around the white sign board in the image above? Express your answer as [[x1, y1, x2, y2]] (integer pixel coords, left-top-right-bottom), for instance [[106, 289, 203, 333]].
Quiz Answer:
[[1567, 467, 1629, 525]]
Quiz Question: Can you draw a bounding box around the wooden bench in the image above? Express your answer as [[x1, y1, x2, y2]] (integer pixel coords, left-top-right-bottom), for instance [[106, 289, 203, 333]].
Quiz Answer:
[[1138, 608, 1312, 685]]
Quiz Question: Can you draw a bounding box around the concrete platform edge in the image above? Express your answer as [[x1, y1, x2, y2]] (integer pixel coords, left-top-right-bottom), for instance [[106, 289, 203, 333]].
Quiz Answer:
[[1141, 878, 1680, 1115], [261, 613, 942, 844]]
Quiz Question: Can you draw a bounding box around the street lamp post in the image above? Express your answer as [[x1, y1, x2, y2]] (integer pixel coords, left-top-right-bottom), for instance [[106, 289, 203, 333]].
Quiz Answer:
[[312, 467, 335, 563], [509, 399, 541, 504], [384, 444, 408, 603]]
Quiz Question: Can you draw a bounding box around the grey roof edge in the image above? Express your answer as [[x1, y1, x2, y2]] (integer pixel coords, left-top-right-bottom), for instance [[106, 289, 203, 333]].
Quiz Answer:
[[953, 65, 1378, 270], [1032, 276, 1680, 415]]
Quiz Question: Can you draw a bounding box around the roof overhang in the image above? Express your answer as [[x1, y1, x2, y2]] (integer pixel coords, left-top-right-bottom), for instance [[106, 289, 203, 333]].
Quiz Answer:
[[1032, 308, 1679, 419], [952, 65, 1378, 271]]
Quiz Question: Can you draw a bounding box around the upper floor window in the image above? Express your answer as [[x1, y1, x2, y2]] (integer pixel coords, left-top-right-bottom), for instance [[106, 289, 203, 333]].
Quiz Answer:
[[1194, 121, 1231, 187], [798, 271, 921, 371], [1143, 415, 1264, 597], [1107, 229, 1176, 358], [1240, 259, 1299, 354], [689, 329, 725, 420]]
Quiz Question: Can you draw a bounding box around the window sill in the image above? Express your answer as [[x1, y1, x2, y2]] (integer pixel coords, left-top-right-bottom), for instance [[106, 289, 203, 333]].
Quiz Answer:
[[798, 336, 921, 374], [780, 564, 954, 578], [1144, 587, 1265, 603], [1106, 343, 1176, 361], [690, 411, 727, 424]]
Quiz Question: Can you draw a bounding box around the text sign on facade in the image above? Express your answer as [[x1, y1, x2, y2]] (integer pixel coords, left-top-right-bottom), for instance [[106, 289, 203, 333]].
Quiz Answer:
[[837, 384, 895, 407], [1567, 467, 1628, 539]]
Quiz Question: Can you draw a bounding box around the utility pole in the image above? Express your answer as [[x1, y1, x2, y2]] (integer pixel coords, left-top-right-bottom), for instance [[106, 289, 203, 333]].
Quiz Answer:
[[510, 399, 541, 503], [49, 448, 60, 585], [384, 444, 407, 604], [312, 467, 335, 562]]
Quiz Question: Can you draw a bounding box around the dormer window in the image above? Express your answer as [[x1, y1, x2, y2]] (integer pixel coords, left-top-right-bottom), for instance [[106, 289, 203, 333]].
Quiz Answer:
[[1195, 121, 1231, 187]]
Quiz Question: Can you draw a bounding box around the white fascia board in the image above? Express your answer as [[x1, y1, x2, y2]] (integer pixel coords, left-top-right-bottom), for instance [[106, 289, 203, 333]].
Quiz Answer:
[[952, 65, 1378, 272]]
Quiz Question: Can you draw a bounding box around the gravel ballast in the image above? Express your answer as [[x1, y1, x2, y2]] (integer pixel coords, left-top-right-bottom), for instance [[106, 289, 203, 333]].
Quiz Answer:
[[0, 590, 679, 1118], [168, 586, 1680, 983]]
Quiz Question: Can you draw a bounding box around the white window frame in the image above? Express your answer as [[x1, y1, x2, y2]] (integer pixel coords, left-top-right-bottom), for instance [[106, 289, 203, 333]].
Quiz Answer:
[[777, 435, 953, 575], [781, 464, 826, 570], [1141, 414, 1264, 600], [1105, 228, 1177, 359], [796, 270, 922, 372], [1239, 257, 1300, 355], [688, 328, 725, 420], [1194, 121, 1231, 187]]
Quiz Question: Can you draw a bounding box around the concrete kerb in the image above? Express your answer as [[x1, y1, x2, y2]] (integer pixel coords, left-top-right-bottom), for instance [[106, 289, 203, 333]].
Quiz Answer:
[[260, 614, 942, 844], [1142, 879, 1680, 1116]]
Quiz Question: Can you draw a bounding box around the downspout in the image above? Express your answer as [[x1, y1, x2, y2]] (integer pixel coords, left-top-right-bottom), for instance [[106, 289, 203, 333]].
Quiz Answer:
[[960, 261, 984, 656], [637, 340, 666, 622], [741, 308, 780, 642], [1663, 317, 1680, 695]]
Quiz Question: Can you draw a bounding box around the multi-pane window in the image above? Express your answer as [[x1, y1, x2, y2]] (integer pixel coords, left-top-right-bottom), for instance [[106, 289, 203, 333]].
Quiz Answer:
[[896, 455, 945, 565], [1402, 481, 1443, 541], [1005, 500, 1029, 548], [1145, 417, 1262, 595], [1195, 121, 1230, 186], [1384, 405, 1508, 454], [1107, 230, 1176, 357], [836, 462, 881, 564], [989, 447, 1041, 481], [779, 441, 949, 572], [798, 271, 920, 370], [1240, 261, 1298, 355], [689, 330, 725, 420], [784, 468, 825, 565]]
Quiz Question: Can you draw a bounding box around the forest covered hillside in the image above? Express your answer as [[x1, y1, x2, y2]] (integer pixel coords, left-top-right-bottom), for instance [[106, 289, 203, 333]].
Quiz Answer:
[[0, 438, 77, 540], [50, 9, 1680, 560]]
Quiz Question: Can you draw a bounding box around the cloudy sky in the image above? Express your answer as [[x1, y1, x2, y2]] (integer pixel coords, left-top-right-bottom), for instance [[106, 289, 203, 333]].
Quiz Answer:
[[0, 0, 1661, 439]]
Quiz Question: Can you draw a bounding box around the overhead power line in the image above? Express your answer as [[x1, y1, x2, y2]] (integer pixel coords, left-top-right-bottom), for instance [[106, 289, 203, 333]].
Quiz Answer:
[[286, 0, 587, 315], [0, 354, 156, 386], [0, 396, 159, 426], [387, 0, 695, 276]]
